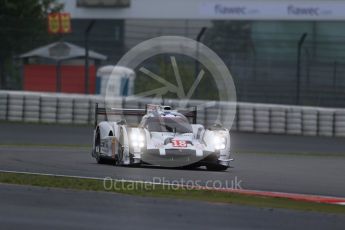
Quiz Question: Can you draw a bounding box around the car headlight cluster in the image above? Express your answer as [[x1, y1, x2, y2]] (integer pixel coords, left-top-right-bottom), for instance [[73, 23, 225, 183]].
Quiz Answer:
[[130, 132, 145, 148], [213, 135, 226, 150]]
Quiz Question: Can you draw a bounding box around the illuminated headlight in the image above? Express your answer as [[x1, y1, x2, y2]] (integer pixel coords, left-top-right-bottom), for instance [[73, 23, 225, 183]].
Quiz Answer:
[[214, 135, 226, 150], [130, 132, 145, 148]]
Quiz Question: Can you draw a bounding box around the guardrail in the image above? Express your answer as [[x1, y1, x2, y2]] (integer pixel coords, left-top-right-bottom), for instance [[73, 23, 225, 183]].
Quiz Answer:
[[1, 90, 345, 137]]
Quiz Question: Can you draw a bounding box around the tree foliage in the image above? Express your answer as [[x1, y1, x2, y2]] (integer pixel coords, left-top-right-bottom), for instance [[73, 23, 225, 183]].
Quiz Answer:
[[0, 0, 62, 88]]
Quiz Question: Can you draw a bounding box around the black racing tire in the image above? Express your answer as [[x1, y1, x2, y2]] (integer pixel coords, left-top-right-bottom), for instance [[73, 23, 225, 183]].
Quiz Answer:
[[206, 164, 228, 171], [203, 153, 228, 171], [182, 162, 200, 170], [95, 129, 106, 164]]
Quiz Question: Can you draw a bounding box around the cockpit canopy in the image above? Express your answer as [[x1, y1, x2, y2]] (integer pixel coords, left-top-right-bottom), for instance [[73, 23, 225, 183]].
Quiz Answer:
[[140, 116, 193, 133]]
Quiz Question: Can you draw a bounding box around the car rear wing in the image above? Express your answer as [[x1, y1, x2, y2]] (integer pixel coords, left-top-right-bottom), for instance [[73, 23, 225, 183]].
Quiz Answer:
[[178, 107, 197, 124], [94, 103, 197, 127], [94, 103, 146, 127]]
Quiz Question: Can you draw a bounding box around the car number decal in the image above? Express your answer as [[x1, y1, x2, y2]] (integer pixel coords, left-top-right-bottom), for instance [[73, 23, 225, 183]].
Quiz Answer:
[[172, 140, 187, 147]]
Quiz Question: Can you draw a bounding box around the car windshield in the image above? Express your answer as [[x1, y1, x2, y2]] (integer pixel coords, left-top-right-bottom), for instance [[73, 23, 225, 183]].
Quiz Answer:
[[146, 117, 193, 133]]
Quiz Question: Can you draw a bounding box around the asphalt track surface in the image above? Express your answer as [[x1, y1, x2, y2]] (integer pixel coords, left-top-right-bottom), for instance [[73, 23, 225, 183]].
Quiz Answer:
[[1, 122, 345, 197], [0, 184, 345, 230], [1, 122, 345, 229], [1, 183, 345, 230]]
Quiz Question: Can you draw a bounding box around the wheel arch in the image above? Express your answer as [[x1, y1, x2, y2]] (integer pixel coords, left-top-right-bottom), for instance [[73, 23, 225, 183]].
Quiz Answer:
[[98, 121, 116, 140]]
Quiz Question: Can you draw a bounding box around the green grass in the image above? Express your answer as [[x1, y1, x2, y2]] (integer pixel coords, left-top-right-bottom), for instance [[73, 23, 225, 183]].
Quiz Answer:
[[0, 172, 344, 214]]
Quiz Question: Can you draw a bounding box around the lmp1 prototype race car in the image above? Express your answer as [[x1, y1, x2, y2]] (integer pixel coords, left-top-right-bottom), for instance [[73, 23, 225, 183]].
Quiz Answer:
[[91, 104, 232, 171]]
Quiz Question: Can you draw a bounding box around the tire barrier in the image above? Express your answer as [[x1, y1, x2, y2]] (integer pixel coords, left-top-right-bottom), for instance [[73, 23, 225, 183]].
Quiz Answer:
[[8, 93, 24, 122], [254, 104, 270, 133], [286, 107, 302, 135], [23, 94, 40, 123], [73, 97, 90, 125], [1, 90, 345, 138], [270, 105, 287, 134], [40, 96, 57, 123], [335, 110, 345, 137], [302, 108, 318, 136], [57, 96, 74, 124], [0, 93, 8, 120], [238, 103, 254, 132], [318, 109, 334, 137]]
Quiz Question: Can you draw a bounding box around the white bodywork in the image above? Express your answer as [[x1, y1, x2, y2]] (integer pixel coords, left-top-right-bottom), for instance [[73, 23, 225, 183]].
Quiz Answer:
[[92, 104, 232, 169]]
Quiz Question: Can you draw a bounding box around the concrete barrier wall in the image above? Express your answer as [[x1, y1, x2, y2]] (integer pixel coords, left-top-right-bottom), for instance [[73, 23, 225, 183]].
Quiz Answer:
[[1, 90, 345, 138]]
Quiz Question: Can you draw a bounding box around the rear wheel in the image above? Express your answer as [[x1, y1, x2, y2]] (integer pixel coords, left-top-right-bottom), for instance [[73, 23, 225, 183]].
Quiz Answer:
[[95, 130, 106, 164]]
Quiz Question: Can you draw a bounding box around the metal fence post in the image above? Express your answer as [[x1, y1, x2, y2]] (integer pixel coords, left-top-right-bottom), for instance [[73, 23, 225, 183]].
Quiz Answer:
[[38, 96, 42, 123], [268, 107, 272, 133], [296, 33, 308, 105], [284, 108, 288, 134], [316, 110, 320, 136], [72, 99, 75, 124], [4, 93, 9, 121], [22, 94, 26, 121], [332, 111, 336, 137]]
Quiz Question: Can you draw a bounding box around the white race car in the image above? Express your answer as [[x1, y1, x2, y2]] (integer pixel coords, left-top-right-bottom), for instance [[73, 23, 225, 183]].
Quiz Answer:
[[91, 104, 232, 171]]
